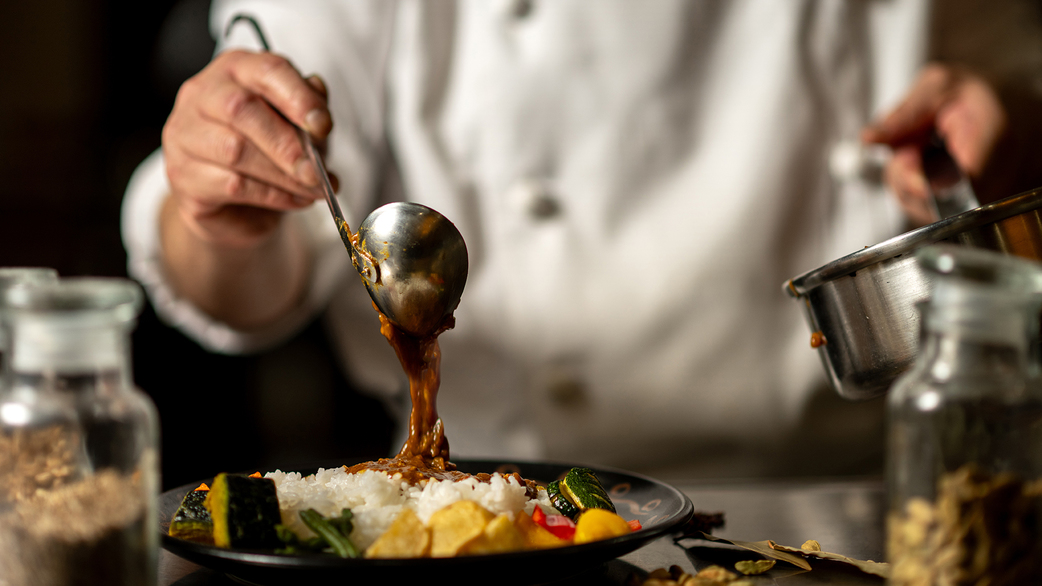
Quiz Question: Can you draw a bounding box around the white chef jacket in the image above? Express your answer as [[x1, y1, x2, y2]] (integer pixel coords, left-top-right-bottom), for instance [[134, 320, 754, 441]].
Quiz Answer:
[[122, 0, 1042, 478]]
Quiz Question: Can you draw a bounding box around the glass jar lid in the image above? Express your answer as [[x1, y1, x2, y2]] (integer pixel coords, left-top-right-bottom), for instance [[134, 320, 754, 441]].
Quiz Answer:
[[2, 278, 144, 372], [3, 277, 142, 320]]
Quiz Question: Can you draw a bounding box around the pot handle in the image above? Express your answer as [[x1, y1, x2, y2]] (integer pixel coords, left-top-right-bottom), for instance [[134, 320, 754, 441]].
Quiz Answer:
[[922, 132, 980, 219]]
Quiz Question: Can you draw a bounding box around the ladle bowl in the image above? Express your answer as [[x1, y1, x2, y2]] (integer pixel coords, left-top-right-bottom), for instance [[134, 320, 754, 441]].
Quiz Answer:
[[352, 202, 469, 338]]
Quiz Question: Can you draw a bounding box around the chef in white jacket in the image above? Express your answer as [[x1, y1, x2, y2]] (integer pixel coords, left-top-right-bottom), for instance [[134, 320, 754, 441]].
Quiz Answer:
[[122, 0, 1042, 478]]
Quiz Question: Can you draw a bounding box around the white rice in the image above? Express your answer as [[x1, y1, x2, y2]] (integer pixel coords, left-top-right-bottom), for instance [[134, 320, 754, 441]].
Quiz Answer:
[[265, 467, 555, 551]]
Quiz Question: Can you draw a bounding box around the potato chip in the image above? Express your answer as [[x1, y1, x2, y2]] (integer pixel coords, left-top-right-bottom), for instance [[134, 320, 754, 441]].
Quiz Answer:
[[457, 513, 525, 555], [515, 510, 567, 550], [428, 500, 495, 557], [364, 508, 430, 559]]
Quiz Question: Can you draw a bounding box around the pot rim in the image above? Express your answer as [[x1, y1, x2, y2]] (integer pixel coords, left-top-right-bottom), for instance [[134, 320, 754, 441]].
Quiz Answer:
[[785, 186, 1042, 297]]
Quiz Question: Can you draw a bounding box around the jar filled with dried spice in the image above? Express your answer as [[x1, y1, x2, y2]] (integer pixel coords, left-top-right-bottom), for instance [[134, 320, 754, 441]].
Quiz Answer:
[[0, 277, 159, 586], [887, 245, 1042, 585], [0, 267, 58, 368]]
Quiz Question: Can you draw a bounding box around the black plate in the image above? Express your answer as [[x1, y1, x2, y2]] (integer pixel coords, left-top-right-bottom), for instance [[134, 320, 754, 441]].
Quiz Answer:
[[160, 459, 693, 584]]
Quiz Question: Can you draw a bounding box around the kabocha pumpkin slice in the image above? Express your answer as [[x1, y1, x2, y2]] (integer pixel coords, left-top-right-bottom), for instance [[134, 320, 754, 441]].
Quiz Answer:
[[168, 483, 214, 544], [204, 473, 281, 549]]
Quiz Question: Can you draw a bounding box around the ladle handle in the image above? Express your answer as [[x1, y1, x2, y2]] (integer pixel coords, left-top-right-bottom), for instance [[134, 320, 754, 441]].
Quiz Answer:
[[223, 15, 381, 286], [922, 132, 980, 219], [299, 130, 349, 242], [298, 130, 380, 284]]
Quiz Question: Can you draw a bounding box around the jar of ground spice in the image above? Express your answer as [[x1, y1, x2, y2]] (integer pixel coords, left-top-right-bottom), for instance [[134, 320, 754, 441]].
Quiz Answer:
[[0, 277, 159, 585]]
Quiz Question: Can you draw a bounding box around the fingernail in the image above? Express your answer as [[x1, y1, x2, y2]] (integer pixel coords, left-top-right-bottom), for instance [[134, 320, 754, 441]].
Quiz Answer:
[[861, 126, 883, 143], [295, 157, 318, 186], [293, 195, 311, 206], [304, 108, 332, 136], [307, 74, 328, 97], [911, 172, 928, 195]]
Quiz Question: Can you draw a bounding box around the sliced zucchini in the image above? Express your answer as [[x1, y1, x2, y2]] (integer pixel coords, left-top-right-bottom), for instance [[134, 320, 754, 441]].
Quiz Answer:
[[204, 473, 282, 549], [549, 468, 616, 520], [168, 484, 214, 544], [562, 467, 616, 516], [547, 479, 580, 519]]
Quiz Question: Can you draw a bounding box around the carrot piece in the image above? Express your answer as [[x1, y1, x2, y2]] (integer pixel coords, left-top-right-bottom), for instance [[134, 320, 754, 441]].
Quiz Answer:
[[194, 483, 210, 491]]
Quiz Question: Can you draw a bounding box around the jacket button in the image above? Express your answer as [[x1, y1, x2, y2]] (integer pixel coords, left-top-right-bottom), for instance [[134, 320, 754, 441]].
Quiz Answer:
[[548, 378, 587, 409], [507, 178, 563, 220], [528, 193, 561, 219], [508, 0, 534, 19]]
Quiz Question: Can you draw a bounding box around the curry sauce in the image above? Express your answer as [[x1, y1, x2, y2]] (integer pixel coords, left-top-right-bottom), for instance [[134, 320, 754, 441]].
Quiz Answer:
[[346, 308, 465, 484]]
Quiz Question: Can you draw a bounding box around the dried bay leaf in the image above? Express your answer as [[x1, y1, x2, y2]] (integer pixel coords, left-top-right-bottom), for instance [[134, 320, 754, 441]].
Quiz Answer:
[[687, 531, 891, 578], [771, 542, 891, 578], [690, 532, 811, 570]]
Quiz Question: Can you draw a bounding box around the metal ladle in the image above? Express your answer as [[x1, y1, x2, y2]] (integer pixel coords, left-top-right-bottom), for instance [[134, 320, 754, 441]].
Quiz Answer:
[[300, 132, 468, 338], [224, 16, 467, 337]]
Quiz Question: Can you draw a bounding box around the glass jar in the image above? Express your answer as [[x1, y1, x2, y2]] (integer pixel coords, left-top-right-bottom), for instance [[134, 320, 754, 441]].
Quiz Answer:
[[0, 277, 159, 586], [0, 267, 58, 368], [887, 245, 1042, 585]]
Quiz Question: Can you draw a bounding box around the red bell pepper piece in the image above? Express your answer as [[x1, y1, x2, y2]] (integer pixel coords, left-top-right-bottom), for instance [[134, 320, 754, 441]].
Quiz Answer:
[[532, 506, 577, 540]]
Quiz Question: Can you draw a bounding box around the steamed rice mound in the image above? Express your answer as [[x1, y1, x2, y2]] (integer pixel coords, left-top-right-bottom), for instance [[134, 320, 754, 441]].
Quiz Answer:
[[265, 467, 554, 551]]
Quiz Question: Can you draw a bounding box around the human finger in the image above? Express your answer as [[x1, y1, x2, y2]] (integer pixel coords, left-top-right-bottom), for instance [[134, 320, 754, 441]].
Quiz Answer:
[[165, 155, 314, 248], [166, 152, 315, 216], [167, 113, 321, 201], [933, 77, 1006, 178], [223, 51, 333, 138], [306, 74, 328, 99], [885, 145, 935, 226], [862, 64, 954, 147], [194, 73, 323, 188]]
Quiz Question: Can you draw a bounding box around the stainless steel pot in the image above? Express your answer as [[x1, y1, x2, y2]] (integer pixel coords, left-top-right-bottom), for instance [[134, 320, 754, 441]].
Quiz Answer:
[[785, 186, 1042, 401]]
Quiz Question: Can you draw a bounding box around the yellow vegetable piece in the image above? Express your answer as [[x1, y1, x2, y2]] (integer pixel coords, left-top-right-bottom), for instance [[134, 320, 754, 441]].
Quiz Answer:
[[365, 509, 431, 558], [428, 500, 495, 557], [457, 513, 525, 556], [573, 508, 632, 544], [515, 510, 568, 550]]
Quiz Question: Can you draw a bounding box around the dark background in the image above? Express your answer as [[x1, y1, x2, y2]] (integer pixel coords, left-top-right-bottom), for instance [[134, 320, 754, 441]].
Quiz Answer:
[[0, 0, 394, 489]]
